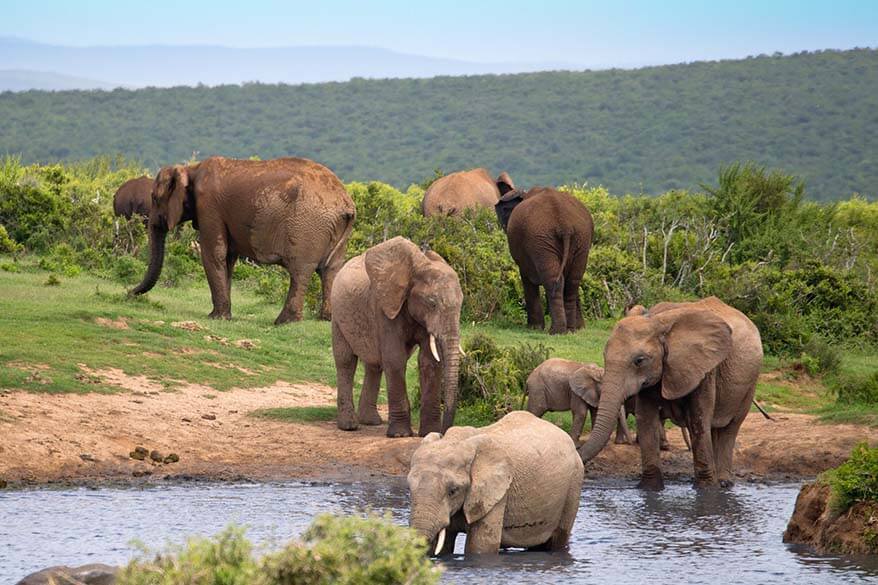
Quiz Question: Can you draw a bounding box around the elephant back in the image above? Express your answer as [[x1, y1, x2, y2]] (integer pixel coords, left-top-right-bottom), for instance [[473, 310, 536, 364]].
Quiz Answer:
[[422, 168, 500, 216]]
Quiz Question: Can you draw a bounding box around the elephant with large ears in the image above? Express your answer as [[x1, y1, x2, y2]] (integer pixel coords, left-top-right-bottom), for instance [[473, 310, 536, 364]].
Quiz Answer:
[[495, 188, 594, 334], [408, 411, 583, 556], [421, 168, 514, 217], [129, 156, 355, 324], [578, 297, 763, 490], [112, 176, 153, 221], [331, 237, 463, 437]]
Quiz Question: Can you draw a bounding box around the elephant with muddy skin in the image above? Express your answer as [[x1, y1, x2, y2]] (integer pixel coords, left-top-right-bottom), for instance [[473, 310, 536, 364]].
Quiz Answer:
[[526, 358, 686, 450], [578, 297, 763, 490], [408, 411, 583, 556], [129, 156, 355, 325], [421, 168, 514, 217], [331, 236, 463, 437], [113, 176, 153, 221], [495, 188, 594, 334]]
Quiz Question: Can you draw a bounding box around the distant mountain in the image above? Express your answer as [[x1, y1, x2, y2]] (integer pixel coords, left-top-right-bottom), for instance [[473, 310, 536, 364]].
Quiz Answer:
[[0, 37, 577, 89], [0, 69, 118, 92]]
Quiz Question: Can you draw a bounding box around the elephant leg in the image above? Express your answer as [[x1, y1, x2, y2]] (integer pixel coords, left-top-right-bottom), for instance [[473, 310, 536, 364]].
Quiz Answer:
[[201, 228, 232, 319], [521, 273, 544, 330], [276, 263, 317, 325], [225, 252, 238, 301], [659, 424, 671, 451], [357, 364, 383, 426], [545, 476, 581, 551], [614, 406, 633, 445], [689, 374, 718, 487], [317, 259, 341, 321], [563, 276, 583, 332], [333, 323, 359, 431], [464, 497, 506, 555], [417, 344, 442, 436], [713, 413, 746, 487], [546, 277, 567, 335], [384, 364, 413, 438], [635, 389, 665, 490], [570, 404, 587, 446]]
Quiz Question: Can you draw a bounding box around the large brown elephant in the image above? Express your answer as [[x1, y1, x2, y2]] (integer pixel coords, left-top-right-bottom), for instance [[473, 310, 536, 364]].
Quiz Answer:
[[113, 176, 153, 220], [408, 411, 584, 556], [421, 168, 514, 216], [578, 297, 763, 490], [495, 188, 594, 334], [129, 156, 355, 324], [331, 237, 463, 437]]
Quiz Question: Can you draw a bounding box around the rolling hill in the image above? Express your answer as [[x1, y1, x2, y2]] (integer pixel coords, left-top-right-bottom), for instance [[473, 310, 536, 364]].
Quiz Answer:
[[0, 48, 875, 199]]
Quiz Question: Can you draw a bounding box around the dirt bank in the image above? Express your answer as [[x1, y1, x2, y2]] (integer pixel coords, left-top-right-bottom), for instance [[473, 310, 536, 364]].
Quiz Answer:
[[784, 482, 878, 554], [1, 370, 876, 486]]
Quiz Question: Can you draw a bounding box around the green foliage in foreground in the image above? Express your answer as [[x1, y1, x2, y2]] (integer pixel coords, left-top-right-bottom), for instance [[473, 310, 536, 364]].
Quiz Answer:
[[118, 515, 440, 585], [2, 49, 877, 200], [821, 443, 878, 512]]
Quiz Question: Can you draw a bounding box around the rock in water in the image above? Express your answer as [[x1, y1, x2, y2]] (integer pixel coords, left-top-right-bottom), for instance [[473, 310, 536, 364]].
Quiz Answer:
[[15, 563, 117, 584]]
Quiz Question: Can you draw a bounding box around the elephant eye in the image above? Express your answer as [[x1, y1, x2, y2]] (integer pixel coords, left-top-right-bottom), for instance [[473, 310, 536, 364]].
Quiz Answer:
[[447, 485, 459, 496], [633, 355, 649, 367]]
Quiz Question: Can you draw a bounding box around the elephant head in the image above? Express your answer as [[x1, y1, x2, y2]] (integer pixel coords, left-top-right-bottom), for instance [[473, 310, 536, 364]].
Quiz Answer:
[[364, 237, 463, 431], [130, 165, 192, 296], [494, 189, 525, 232], [408, 429, 512, 555], [578, 306, 732, 462]]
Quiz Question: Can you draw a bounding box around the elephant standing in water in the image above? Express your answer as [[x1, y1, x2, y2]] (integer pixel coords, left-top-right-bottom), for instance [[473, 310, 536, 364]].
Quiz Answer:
[[421, 168, 514, 216], [578, 297, 763, 490], [129, 156, 355, 324], [495, 188, 594, 334], [408, 411, 584, 556], [113, 176, 153, 221], [331, 237, 463, 437]]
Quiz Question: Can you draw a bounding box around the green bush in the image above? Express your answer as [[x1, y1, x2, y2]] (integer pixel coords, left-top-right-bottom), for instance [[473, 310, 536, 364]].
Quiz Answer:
[[38, 243, 81, 277], [795, 336, 842, 376], [117, 515, 439, 585], [458, 333, 551, 421], [830, 372, 878, 405], [0, 224, 23, 254], [821, 442, 878, 512]]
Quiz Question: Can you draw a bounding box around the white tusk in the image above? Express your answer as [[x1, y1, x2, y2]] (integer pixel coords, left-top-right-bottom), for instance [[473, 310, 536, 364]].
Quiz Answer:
[[459, 343, 466, 357], [430, 334, 441, 363], [434, 528, 446, 556]]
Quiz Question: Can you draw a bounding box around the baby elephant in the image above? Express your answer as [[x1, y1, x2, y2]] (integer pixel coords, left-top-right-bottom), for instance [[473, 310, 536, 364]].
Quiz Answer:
[[525, 358, 632, 446], [408, 411, 583, 556]]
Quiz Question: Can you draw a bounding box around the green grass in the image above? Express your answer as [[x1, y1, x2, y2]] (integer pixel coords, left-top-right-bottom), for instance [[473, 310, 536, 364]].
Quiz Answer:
[[2, 256, 877, 426], [253, 406, 338, 423]]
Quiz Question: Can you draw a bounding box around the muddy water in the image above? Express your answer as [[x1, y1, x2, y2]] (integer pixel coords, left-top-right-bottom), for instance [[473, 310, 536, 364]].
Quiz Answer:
[[2, 480, 877, 584]]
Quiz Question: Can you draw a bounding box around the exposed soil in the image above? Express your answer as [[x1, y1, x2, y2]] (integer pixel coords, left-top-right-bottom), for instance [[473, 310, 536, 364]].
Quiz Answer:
[[1, 369, 876, 487], [784, 482, 878, 554]]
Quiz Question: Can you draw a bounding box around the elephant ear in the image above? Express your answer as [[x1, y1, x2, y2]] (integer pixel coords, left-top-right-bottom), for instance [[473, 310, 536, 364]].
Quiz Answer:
[[625, 304, 648, 317], [569, 366, 602, 407], [656, 308, 733, 400], [364, 237, 420, 320], [463, 435, 513, 524], [162, 165, 189, 231], [496, 172, 515, 195]]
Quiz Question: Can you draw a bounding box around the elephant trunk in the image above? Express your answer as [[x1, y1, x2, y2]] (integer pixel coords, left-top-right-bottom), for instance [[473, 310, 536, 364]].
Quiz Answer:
[[410, 497, 449, 555], [130, 223, 167, 295], [441, 333, 460, 432], [578, 378, 627, 462]]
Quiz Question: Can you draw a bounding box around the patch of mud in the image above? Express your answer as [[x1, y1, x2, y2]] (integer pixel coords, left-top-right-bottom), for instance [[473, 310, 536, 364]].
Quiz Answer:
[[95, 316, 129, 330]]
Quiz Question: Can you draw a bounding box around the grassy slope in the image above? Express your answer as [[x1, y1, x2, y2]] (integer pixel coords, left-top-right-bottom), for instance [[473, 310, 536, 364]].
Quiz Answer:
[[2, 258, 876, 427]]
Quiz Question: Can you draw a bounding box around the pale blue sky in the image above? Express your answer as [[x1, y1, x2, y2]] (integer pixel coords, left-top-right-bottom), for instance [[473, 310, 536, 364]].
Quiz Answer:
[[2, 0, 876, 66]]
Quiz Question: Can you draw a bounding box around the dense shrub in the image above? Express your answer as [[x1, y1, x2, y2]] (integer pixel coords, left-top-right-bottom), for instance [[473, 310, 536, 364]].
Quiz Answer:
[[458, 333, 551, 421], [0, 224, 22, 254], [830, 372, 878, 406], [821, 442, 878, 512], [118, 515, 439, 585]]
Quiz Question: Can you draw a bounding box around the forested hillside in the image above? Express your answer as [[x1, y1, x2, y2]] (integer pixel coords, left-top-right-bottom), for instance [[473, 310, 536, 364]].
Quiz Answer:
[[1, 49, 875, 199]]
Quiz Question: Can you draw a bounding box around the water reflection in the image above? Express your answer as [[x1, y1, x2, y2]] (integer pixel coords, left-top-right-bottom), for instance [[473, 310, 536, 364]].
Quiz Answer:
[[2, 480, 877, 584]]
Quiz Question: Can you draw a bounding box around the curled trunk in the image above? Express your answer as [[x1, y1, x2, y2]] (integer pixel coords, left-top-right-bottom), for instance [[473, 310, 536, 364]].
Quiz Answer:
[[130, 224, 167, 295], [442, 334, 460, 432], [578, 381, 626, 461]]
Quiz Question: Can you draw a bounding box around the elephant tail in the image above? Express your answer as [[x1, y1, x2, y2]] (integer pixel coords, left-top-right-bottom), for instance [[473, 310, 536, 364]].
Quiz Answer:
[[556, 231, 572, 285], [324, 210, 355, 268]]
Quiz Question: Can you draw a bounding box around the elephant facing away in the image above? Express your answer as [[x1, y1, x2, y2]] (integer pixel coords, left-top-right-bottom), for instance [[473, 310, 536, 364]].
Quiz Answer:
[[408, 411, 584, 556], [113, 176, 153, 220], [495, 188, 594, 334], [331, 237, 463, 437], [525, 358, 686, 450], [129, 157, 355, 325], [578, 297, 763, 490], [421, 168, 514, 217]]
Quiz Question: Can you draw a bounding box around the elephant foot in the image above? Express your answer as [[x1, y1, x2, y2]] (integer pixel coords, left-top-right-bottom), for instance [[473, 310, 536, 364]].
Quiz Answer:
[[638, 468, 665, 491], [614, 435, 633, 445], [208, 309, 232, 320], [274, 312, 302, 326], [337, 411, 359, 431], [526, 322, 545, 331], [418, 422, 442, 437], [386, 421, 413, 438], [693, 476, 719, 489], [548, 328, 567, 336], [660, 441, 671, 451], [357, 409, 383, 426], [719, 478, 734, 488]]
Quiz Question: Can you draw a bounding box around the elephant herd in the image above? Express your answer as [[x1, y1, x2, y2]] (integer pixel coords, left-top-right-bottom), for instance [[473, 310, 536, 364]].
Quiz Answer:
[[114, 158, 764, 555]]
